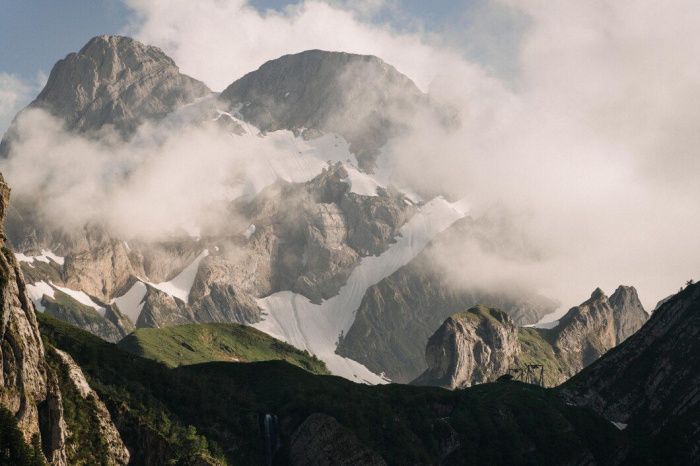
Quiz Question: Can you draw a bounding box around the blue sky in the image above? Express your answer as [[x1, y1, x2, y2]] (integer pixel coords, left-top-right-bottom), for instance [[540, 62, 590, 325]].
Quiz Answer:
[[0, 0, 525, 84]]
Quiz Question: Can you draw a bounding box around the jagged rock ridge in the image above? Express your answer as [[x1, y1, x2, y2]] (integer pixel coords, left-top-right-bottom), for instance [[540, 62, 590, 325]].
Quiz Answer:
[[560, 281, 700, 464], [414, 285, 648, 388]]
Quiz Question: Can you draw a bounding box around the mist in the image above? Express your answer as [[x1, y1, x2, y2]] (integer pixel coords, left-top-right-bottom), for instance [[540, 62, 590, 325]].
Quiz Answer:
[[1, 0, 698, 316]]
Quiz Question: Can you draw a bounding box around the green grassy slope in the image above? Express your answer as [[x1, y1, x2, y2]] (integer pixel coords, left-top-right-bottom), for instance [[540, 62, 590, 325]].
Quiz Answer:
[[117, 323, 329, 375]]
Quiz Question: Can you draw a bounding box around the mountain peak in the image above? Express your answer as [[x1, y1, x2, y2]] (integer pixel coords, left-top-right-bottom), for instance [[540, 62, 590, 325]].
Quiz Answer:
[[28, 35, 209, 138], [590, 287, 607, 300], [609, 285, 641, 307], [219, 49, 425, 171], [73, 34, 177, 69]]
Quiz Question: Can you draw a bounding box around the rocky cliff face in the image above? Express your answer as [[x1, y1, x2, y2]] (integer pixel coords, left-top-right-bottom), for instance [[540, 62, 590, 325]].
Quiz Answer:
[[413, 306, 519, 389], [551, 286, 649, 372], [0, 173, 67, 464], [2, 35, 209, 154], [560, 282, 700, 464], [414, 286, 649, 388], [15, 162, 414, 342], [0, 172, 129, 465], [219, 49, 425, 171]]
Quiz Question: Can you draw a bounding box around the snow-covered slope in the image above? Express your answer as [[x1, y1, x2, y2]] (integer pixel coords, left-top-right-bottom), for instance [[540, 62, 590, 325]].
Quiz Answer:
[[16, 250, 65, 266], [149, 249, 209, 302], [26, 280, 105, 315], [253, 197, 467, 383]]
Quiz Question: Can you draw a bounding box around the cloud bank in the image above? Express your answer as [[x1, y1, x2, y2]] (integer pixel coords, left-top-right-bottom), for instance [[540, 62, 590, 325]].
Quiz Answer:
[[2, 0, 699, 315]]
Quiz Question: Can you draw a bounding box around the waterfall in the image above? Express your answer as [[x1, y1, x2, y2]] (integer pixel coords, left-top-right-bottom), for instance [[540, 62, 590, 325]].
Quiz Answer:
[[261, 413, 280, 465]]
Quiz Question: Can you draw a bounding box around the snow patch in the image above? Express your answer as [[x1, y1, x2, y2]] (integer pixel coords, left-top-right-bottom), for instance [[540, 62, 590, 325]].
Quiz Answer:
[[26, 281, 55, 312], [254, 197, 467, 384], [611, 421, 628, 430], [342, 165, 382, 196], [26, 280, 106, 316], [111, 281, 148, 324], [243, 224, 256, 239], [16, 249, 65, 266], [149, 250, 209, 303]]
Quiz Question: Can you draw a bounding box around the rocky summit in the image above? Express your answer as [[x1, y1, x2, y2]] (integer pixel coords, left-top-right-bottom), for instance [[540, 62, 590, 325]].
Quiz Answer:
[[220, 49, 426, 171], [31, 35, 208, 135]]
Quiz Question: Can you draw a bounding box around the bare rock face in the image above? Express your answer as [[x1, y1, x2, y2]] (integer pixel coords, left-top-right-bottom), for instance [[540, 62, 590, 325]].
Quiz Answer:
[[560, 282, 700, 464], [19, 35, 209, 140], [289, 413, 387, 466], [414, 286, 649, 389], [0, 173, 67, 464], [232, 163, 414, 303], [0, 174, 72, 464], [413, 306, 520, 388], [41, 293, 128, 343], [608, 285, 649, 343], [551, 286, 648, 371], [62, 235, 137, 303], [219, 50, 425, 171]]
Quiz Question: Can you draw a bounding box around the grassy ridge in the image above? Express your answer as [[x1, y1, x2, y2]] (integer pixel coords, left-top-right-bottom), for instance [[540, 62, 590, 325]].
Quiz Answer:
[[117, 323, 329, 375]]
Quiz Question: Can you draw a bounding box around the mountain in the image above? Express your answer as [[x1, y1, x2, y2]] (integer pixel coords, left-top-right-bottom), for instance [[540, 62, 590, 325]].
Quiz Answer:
[[1, 35, 210, 157], [2, 35, 556, 385], [117, 323, 329, 374], [336, 217, 558, 383], [560, 281, 700, 464], [219, 49, 426, 171], [414, 286, 648, 388]]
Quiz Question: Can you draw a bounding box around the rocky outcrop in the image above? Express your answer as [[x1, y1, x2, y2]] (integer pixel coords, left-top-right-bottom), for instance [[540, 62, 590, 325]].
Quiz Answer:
[[560, 282, 700, 464], [220, 50, 425, 171], [413, 306, 519, 388], [233, 163, 414, 303], [608, 285, 648, 342], [551, 286, 648, 372], [414, 286, 649, 388], [0, 173, 69, 464], [336, 218, 558, 383], [51, 348, 129, 465], [289, 413, 387, 466]]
